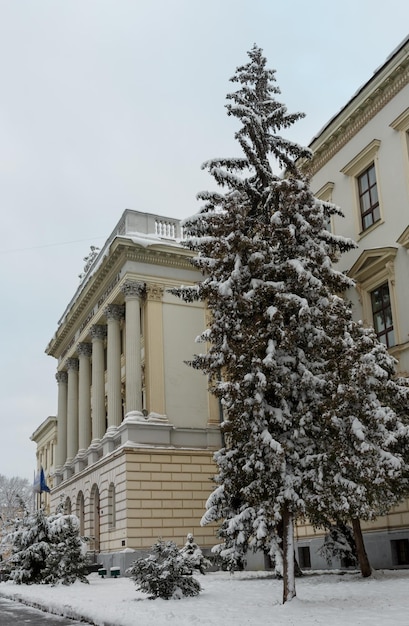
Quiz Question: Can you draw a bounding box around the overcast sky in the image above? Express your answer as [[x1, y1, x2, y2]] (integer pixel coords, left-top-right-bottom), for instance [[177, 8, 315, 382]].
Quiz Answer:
[[1, 0, 409, 482]]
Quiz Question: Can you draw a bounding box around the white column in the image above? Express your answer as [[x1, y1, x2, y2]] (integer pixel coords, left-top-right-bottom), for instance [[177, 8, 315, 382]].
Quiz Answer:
[[90, 324, 107, 442], [66, 357, 79, 462], [104, 304, 124, 428], [77, 342, 92, 453], [55, 371, 68, 470], [144, 283, 166, 415], [121, 281, 145, 414]]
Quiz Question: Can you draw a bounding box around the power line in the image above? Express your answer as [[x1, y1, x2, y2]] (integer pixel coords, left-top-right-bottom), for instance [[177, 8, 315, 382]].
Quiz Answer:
[[0, 236, 106, 254]]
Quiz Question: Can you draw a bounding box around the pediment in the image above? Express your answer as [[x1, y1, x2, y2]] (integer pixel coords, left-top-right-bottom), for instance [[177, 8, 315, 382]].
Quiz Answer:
[[397, 225, 409, 249], [348, 247, 397, 283]]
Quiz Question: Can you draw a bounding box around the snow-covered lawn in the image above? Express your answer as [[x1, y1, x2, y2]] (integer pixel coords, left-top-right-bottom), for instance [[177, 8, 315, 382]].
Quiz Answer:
[[1, 569, 409, 626]]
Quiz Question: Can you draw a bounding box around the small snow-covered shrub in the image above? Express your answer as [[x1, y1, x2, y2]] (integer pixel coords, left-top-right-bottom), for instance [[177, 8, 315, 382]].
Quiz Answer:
[[180, 533, 211, 574], [129, 539, 202, 599]]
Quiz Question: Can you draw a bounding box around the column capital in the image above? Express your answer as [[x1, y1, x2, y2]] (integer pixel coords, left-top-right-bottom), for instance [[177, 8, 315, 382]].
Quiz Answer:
[[121, 280, 146, 300], [104, 303, 125, 322], [90, 324, 107, 341], [55, 371, 68, 384], [146, 283, 164, 301], [77, 342, 92, 358], [66, 357, 79, 372]]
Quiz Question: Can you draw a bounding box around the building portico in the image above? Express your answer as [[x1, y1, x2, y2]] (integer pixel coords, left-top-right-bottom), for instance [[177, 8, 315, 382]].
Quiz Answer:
[[41, 210, 221, 563]]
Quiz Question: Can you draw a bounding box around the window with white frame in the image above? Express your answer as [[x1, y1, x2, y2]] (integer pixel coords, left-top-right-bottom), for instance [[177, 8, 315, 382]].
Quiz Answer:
[[390, 107, 409, 169], [348, 247, 398, 350], [341, 139, 382, 235], [370, 282, 395, 347], [357, 163, 380, 230]]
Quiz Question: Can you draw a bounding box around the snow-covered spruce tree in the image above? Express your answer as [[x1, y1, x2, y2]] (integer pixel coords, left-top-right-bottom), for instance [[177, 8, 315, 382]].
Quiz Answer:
[[5, 507, 88, 585], [2, 508, 48, 584], [172, 45, 409, 602], [45, 511, 88, 584], [317, 523, 357, 568], [129, 540, 202, 599], [180, 533, 211, 574], [304, 319, 409, 576]]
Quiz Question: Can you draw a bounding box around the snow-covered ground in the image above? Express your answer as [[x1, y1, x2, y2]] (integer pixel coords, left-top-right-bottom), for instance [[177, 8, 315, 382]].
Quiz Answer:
[[1, 569, 409, 626]]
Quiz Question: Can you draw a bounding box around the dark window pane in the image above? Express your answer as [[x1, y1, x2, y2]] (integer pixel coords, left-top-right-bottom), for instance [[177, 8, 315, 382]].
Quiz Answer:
[[362, 192, 371, 212], [371, 282, 394, 347], [368, 164, 376, 186], [373, 205, 380, 222], [359, 172, 369, 192], [373, 312, 385, 332], [358, 164, 378, 231]]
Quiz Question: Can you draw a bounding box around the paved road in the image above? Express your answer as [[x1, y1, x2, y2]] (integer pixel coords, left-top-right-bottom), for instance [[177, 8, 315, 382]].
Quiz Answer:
[[0, 597, 92, 625]]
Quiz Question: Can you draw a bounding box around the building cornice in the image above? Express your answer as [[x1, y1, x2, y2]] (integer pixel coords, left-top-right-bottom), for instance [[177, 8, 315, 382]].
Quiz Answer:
[[305, 43, 409, 176], [45, 238, 196, 358], [30, 415, 57, 442]]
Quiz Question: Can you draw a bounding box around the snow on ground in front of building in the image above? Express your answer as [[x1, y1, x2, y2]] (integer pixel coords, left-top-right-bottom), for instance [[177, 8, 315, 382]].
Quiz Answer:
[[1, 569, 409, 626]]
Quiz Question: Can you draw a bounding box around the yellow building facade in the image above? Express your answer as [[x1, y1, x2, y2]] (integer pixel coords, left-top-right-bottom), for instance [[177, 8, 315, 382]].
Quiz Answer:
[[37, 210, 221, 571]]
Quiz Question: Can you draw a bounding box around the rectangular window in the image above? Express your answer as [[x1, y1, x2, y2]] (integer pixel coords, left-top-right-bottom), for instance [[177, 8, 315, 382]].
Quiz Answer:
[[391, 539, 409, 565], [298, 546, 311, 569], [358, 164, 380, 230], [371, 283, 395, 347]]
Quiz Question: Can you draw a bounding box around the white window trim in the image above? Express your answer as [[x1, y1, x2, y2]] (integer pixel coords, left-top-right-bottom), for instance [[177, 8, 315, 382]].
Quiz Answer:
[[390, 108, 409, 202], [341, 139, 383, 238], [390, 107, 409, 132], [349, 247, 399, 346]]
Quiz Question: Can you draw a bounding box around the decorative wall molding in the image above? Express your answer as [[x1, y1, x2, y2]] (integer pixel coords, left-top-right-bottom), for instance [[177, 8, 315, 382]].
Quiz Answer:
[[306, 59, 409, 175]]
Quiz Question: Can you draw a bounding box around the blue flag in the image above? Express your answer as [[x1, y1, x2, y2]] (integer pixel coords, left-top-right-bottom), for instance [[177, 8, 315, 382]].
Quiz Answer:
[[33, 467, 50, 493]]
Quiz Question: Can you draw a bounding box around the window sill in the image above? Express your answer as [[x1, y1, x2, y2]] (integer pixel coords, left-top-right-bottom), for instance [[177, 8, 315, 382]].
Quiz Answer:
[[357, 218, 384, 241]]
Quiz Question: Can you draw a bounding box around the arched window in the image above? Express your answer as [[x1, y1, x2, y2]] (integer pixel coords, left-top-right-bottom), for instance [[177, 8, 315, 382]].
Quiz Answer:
[[108, 482, 116, 528], [90, 484, 100, 552], [76, 491, 85, 536]]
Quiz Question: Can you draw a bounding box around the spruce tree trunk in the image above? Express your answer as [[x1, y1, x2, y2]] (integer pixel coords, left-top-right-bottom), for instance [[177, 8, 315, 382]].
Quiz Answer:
[[351, 517, 372, 577], [282, 507, 296, 603]]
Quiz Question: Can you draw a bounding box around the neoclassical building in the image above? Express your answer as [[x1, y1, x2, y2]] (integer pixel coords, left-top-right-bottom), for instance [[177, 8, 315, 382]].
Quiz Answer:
[[30, 415, 56, 513], [38, 210, 221, 570], [295, 35, 409, 570]]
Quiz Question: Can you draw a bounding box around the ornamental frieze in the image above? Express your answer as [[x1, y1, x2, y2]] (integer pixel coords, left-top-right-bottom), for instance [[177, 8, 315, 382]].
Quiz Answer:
[[306, 60, 409, 176], [146, 283, 164, 301]]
